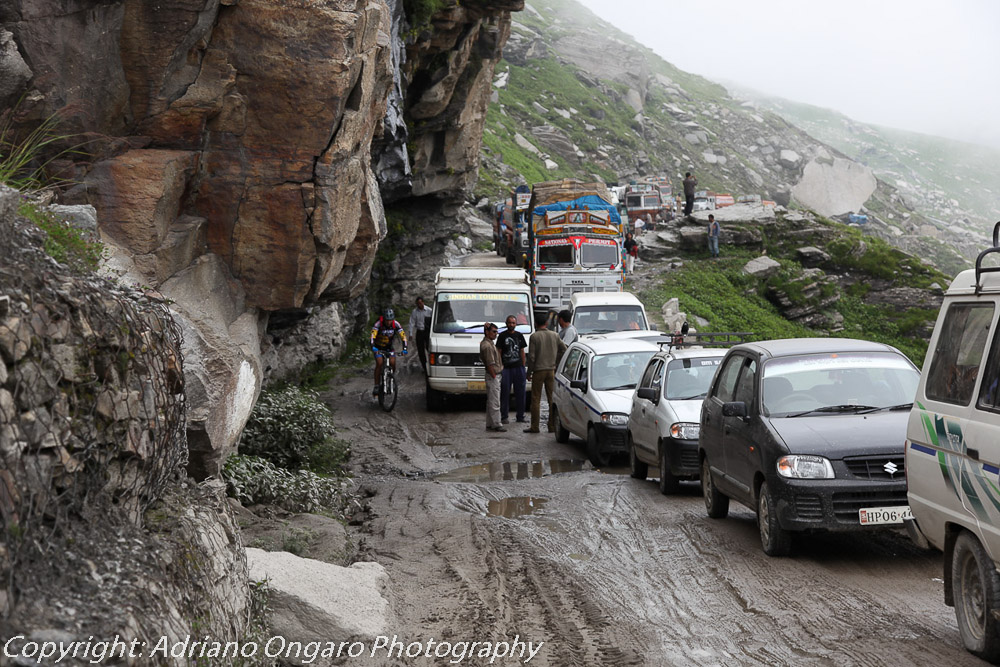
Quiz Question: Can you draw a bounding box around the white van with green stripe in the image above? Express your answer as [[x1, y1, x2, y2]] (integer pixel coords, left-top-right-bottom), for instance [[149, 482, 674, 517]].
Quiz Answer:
[[905, 223, 1000, 662]]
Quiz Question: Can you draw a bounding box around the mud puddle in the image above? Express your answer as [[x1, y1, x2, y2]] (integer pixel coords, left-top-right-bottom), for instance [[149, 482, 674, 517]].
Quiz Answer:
[[435, 459, 588, 482], [487, 496, 549, 518]]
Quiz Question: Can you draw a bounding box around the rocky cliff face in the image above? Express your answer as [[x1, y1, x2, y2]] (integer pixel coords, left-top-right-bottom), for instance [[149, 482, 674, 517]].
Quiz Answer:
[[2, 0, 521, 472]]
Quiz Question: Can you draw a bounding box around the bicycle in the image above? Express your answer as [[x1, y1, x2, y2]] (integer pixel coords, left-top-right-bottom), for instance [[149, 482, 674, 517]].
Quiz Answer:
[[374, 349, 404, 412]]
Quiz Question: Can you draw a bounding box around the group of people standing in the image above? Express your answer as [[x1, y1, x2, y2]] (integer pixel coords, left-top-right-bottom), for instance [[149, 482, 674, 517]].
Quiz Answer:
[[480, 311, 575, 433]]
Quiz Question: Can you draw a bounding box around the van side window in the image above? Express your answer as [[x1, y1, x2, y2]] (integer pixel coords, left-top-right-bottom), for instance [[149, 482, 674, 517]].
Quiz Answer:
[[926, 303, 995, 405], [977, 327, 1000, 411], [639, 359, 661, 389]]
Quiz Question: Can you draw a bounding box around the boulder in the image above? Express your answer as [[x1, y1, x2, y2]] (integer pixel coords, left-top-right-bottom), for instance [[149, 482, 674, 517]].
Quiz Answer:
[[0, 29, 31, 109], [779, 149, 801, 169], [796, 246, 831, 267], [635, 230, 680, 260], [246, 549, 392, 661], [791, 157, 877, 217], [743, 256, 781, 278]]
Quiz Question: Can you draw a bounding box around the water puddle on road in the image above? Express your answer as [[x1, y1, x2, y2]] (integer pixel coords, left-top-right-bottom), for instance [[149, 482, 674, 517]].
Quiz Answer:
[[435, 459, 588, 483], [487, 496, 548, 518]]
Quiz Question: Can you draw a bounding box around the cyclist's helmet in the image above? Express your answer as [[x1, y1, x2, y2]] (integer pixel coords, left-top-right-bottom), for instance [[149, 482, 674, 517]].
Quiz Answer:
[[383, 307, 394, 321]]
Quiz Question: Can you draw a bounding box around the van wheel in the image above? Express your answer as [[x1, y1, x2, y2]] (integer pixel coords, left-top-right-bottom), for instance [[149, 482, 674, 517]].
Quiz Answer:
[[628, 433, 648, 479], [586, 426, 610, 468], [757, 481, 791, 557], [552, 406, 570, 444], [425, 381, 444, 412], [954, 531, 1000, 661], [658, 442, 680, 495], [702, 457, 729, 519]]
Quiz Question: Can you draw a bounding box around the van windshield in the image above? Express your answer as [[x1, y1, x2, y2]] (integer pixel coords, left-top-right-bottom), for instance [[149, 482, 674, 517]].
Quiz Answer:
[[762, 352, 919, 417], [433, 293, 532, 334], [573, 305, 648, 334]]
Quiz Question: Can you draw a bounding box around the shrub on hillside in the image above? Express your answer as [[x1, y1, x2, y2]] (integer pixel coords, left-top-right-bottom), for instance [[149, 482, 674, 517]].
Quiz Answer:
[[223, 455, 349, 513], [238, 386, 347, 472]]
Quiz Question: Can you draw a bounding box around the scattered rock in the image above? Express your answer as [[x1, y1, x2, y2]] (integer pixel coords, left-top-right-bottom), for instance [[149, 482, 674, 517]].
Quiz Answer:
[[743, 256, 781, 278]]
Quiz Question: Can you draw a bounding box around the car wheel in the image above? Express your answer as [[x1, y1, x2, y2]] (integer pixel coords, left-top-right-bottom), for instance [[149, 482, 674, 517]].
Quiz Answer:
[[553, 405, 570, 444], [586, 426, 610, 468], [425, 380, 444, 412], [953, 531, 1000, 661], [702, 457, 729, 519], [629, 433, 648, 480], [757, 481, 791, 557], [658, 442, 680, 495]]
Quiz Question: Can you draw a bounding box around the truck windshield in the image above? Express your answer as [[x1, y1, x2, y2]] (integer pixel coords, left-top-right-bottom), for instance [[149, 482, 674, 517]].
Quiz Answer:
[[580, 242, 619, 267], [625, 195, 643, 209], [573, 305, 648, 334], [537, 244, 573, 266], [433, 293, 532, 334]]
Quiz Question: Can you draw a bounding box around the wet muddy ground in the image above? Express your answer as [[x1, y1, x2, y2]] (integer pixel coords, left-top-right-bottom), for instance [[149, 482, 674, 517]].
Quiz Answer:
[[329, 368, 985, 666], [325, 252, 983, 666]]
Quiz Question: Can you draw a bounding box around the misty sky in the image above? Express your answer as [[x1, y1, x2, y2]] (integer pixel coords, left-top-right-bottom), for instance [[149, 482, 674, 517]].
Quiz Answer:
[[573, 0, 1000, 150]]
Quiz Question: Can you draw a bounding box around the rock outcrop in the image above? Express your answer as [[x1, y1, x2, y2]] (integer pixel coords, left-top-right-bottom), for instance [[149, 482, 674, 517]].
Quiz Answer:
[[3, 0, 523, 471]]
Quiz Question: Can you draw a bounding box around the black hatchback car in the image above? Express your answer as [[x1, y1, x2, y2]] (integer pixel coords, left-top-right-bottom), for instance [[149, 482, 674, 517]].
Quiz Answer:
[[699, 338, 920, 556]]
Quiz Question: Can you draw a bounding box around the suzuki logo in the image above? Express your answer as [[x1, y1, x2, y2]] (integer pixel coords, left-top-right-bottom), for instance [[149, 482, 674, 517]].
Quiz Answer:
[[884, 461, 899, 476]]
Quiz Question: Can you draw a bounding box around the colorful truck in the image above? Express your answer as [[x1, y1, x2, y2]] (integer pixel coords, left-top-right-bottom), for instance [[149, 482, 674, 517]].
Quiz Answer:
[[526, 179, 625, 311], [495, 184, 532, 265], [623, 182, 665, 230]]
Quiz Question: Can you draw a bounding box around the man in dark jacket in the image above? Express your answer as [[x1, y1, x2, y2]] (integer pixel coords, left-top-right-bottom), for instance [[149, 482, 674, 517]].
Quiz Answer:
[[683, 172, 698, 218], [496, 315, 527, 424]]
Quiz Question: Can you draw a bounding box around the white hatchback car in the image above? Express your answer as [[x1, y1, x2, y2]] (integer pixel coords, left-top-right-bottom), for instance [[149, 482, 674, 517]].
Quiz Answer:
[[551, 337, 660, 466], [627, 345, 726, 493]]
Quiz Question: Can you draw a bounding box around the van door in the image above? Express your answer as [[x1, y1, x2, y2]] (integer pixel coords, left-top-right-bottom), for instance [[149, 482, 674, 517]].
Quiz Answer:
[[722, 356, 759, 503], [555, 348, 583, 436], [911, 302, 997, 545], [633, 358, 664, 462], [703, 352, 744, 493]]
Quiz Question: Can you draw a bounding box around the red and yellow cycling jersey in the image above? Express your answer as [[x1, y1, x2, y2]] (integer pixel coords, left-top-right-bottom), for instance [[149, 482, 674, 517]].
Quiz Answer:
[[371, 317, 407, 350]]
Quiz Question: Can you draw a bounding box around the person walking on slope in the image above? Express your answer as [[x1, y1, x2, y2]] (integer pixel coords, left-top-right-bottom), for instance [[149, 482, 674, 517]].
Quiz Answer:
[[683, 172, 698, 218], [480, 322, 506, 432], [624, 232, 639, 274], [707, 214, 721, 258], [525, 313, 567, 434], [497, 315, 528, 425]]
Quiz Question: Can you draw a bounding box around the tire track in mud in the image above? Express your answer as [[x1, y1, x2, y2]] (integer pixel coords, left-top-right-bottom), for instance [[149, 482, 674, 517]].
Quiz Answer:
[[344, 372, 980, 667]]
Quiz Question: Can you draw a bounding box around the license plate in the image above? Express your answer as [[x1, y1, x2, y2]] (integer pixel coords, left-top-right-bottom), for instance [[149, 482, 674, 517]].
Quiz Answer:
[[859, 505, 913, 525], [467, 381, 486, 391]]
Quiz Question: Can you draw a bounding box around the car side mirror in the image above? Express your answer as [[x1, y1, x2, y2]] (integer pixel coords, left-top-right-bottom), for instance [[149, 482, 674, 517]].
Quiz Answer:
[[570, 379, 587, 392], [636, 387, 658, 403], [722, 401, 748, 419]]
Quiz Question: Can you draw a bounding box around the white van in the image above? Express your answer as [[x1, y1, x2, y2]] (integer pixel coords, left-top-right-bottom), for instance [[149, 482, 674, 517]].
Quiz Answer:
[[425, 267, 534, 410], [569, 291, 651, 336], [905, 228, 1000, 661]]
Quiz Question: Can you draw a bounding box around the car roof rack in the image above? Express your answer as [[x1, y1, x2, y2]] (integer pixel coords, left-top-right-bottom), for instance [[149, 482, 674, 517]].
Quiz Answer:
[[658, 331, 753, 352], [975, 221, 1000, 295]]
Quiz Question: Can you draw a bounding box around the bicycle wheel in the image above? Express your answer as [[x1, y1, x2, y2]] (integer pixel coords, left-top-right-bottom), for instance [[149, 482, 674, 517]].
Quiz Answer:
[[379, 368, 398, 412]]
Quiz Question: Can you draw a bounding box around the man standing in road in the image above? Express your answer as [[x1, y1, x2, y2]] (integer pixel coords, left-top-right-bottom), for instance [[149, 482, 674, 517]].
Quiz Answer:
[[624, 232, 639, 274], [707, 214, 721, 258], [497, 315, 528, 425], [557, 310, 577, 344], [526, 313, 567, 434], [683, 172, 698, 219], [409, 296, 431, 370], [480, 322, 506, 432]]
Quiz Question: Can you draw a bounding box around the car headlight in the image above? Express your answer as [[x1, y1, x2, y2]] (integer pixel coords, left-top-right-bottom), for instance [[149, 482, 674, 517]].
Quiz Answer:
[[437, 354, 451, 365], [776, 455, 835, 479], [601, 412, 629, 426], [669, 422, 700, 440]]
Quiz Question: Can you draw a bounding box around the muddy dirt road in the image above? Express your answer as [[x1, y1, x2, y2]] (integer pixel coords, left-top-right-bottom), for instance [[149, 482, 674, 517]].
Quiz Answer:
[[331, 254, 982, 666]]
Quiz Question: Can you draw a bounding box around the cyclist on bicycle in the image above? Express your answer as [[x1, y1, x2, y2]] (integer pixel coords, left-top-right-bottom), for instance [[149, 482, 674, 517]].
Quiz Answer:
[[371, 307, 407, 396]]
